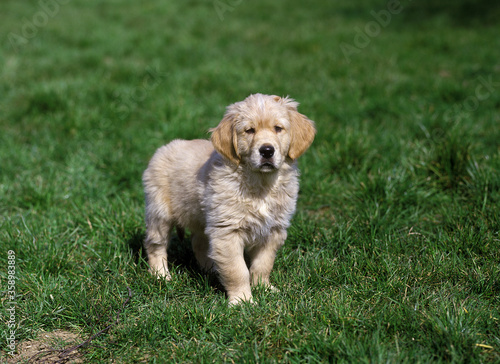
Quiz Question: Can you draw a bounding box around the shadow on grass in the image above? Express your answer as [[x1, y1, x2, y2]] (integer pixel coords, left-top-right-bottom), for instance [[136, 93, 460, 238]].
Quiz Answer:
[[339, 0, 500, 27], [127, 229, 147, 264], [125, 229, 224, 293], [401, 0, 500, 27]]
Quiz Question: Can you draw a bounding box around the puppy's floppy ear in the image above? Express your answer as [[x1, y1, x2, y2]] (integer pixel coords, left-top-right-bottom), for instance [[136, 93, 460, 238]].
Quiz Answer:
[[210, 107, 240, 165], [278, 96, 316, 160]]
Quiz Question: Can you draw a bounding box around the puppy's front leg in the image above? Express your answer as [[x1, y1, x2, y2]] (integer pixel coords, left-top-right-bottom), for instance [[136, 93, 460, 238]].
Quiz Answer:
[[247, 229, 286, 289], [209, 233, 252, 305]]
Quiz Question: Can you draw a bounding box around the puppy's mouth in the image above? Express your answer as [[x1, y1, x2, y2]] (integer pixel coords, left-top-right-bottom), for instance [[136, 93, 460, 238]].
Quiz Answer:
[[259, 161, 277, 172]]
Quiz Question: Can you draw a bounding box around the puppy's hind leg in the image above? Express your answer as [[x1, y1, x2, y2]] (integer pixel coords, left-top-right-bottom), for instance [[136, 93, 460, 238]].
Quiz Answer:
[[144, 216, 173, 280], [191, 233, 215, 272]]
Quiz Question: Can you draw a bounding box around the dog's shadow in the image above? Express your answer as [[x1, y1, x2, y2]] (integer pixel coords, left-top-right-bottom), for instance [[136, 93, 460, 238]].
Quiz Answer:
[[126, 229, 223, 293]]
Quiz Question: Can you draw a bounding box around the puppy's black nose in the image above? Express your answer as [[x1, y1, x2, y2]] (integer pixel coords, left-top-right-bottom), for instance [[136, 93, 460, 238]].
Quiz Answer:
[[259, 144, 275, 159]]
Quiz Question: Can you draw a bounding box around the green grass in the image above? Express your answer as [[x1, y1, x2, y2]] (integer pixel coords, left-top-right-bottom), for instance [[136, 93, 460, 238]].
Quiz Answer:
[[1, 0, 499, 362]]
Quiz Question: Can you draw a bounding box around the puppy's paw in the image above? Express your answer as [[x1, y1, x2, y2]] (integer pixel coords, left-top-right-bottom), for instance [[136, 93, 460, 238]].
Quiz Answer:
[[149, 266, 172, 281], [253, 281, 280, 293], [267, 285, 280, 293], [228, 296, 254, 307]]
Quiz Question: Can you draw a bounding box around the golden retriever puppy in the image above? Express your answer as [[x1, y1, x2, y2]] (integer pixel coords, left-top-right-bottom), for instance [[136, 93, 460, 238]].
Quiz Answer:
[[143, 94, 315, 305]]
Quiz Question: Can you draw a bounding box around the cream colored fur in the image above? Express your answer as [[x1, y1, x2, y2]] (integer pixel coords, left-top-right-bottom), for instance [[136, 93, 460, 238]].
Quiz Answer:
[[143, 93, 315, 305]]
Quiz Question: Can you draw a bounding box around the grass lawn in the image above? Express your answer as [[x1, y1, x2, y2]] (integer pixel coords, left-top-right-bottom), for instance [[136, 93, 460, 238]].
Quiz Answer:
[[1, 0, 499, 362]]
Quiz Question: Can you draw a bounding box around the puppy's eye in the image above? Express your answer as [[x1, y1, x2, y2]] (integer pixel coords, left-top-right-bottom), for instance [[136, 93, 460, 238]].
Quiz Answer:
[[275, 126, 283, 133], [245, 128, 255, 134]]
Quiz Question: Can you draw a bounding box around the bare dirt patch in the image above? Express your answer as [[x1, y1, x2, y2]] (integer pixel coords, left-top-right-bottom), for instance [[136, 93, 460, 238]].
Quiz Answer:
[[4, 330, 83, 364]]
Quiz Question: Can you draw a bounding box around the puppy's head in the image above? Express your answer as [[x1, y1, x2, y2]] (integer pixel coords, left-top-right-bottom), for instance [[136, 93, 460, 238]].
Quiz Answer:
[[210, 94, 316, 172]]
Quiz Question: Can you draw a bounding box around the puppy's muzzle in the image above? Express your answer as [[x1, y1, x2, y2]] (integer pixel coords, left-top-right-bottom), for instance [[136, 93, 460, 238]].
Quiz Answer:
[[259, 144, 276, 171]]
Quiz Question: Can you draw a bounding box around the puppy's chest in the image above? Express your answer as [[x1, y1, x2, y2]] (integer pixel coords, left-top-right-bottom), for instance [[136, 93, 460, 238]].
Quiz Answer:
[[240, 191, 294, 230], [248, 199, 274, 223]]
